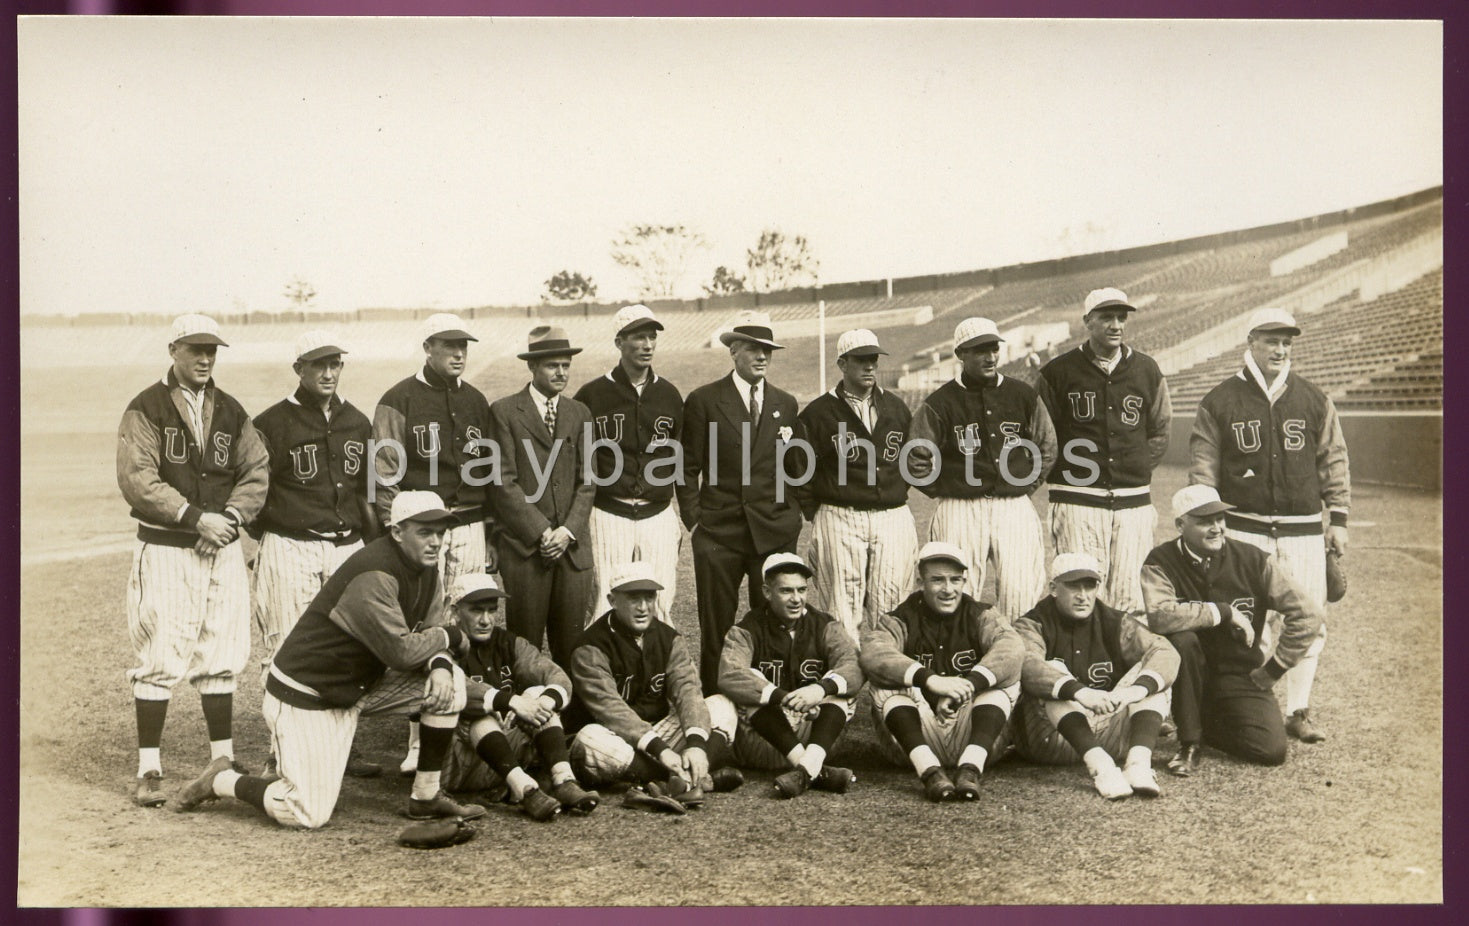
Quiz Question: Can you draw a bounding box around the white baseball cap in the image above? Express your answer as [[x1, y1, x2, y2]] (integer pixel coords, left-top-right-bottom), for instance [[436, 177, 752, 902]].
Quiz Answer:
[[1247, 307, 1301, 337], [389, 490, 453, 527], [1050, 552, 1103, 584], [294, 329, 347, 363], [615, 304, 664, 336], [917, 541, 969, 571], [1083, 287, 1138, 316], [1171, 485, 1235, 520], [422, 312, 477, 342], [608, 561, 664, 593], [953, 317, 1003, 352], [837, 328, 887, 358], [449, 572, 509, 604], [762, 552, 813, 578], [170, 313, 228, 347]]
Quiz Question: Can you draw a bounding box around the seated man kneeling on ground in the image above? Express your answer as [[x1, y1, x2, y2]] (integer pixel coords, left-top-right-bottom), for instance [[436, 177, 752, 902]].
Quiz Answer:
[[1012, 552, 1177, 800]]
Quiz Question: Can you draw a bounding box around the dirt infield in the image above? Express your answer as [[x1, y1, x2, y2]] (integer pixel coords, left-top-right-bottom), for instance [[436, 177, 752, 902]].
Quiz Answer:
[[17, 438, 1441, 905]]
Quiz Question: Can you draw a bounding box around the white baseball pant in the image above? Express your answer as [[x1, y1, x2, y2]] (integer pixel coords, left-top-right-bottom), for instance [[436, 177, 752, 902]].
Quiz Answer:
[[569, 696, 738, 786], [1226, 526, 1328, 715], [806, 504, 918, 642], [436, 521, 487, 620], [928, 496, 1046, 622], [126, 541, 250, 700], [722, 693, 857, 770], [586, 505, 680, 625], [1011, 661, 1170, 764], [1049, 501, 1157, 615], [251, 532, 362, 679], [870, 683, 1019, 768]]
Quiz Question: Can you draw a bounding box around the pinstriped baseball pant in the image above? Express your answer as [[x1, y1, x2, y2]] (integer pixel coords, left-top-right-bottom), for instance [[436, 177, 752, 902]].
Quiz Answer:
[[870, 683, 1019, 768], [928, 496, 1046, 623], [725, 693, 857, 770], [569, 696, 738, 786], [126, 541, 250, 700], [251, 532, 362, 680], [439, 685, 557, 791], [1011, 662, 1170, 764], [586, 505, 680, 626], [806, 504, 918, 643], [1225, 528, 1328, 671], [1048, 502, 1157, 616], [436, 522, 487, 620]]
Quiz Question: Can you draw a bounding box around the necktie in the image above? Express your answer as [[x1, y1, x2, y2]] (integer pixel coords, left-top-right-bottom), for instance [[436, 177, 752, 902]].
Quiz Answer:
[[748, 385, 761, 425], [544, 397, 557, 434]]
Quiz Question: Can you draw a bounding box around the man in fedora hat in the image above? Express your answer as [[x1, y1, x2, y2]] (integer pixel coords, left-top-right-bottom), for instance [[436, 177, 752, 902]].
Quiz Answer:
[[373, 312, 496, 774], [572, 304, 687, 626], [678, 311, 807, 695], [487, 325, 597, 669]]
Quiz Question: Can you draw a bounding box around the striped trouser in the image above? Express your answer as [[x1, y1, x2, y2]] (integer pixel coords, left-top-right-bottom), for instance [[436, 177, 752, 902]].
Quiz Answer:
[[439, 686, 558, 791], [725, 694, 857, 770], [1048, 501, 1158, 616], [126, 541, 250, 700], [1011, 662, 1170, 764], [806, 504, 918, 643], [870, 683, 1020, 768], [569, 696, 738, 786], [1226, 527, 1327, 661], [251, 533, 362, 679], [586, 505, 680, 626], [437, 521, 487, 616], [928, 496, 1046, 622]]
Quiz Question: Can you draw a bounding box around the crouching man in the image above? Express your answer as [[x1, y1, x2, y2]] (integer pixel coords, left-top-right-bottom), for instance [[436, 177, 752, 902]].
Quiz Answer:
[[860, 542, 1024, 803], [1012, 553, 1177, 800], [438, 573, 601, 821], [715, 553, 862, 799], [172, 492, 486, 828]]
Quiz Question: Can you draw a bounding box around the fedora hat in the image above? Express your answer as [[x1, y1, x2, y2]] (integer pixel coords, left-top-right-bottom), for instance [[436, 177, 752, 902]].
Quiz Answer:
[[517, 325, 583, 360]]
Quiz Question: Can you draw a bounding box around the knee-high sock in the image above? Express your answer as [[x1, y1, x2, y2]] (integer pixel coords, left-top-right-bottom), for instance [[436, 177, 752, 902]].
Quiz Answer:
[[533, 725, 570, 770], [1056, 710, 1100, 756], [749, 703, 801, 756], [201, 693, 233, 758], [475, 731, 519, 778], [808, 703, 847, 753], [706, 730, 734, 771], [884, 705, 926, 755], [1127, 709, 1163, 751]]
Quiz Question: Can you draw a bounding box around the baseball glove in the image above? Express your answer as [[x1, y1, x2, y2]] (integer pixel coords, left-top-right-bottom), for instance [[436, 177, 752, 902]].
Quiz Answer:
[[1326, 550, 1347, 603], [397, 818, 478, 849]]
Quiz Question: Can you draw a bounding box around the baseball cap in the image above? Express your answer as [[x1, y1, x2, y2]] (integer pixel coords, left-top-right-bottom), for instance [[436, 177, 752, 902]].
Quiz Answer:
[[1083, 287, 1137, 316], [1171, 485, 1235, 520], [953, 317, 1003, 352], [422, 313, 477, 342], [837, 329, 888, 358], [449, 573, 509, 605], [294, 329, 347, 363], [718, 311, 784, 350], [762, 552, 814, 579], [615, 304, 664, 336], [608, 561, 664, 593], [1050, 552, 1103, 584], [917, 541, 969, 571], [389, 490, 453, 527], [170, 314, 228, 347], [1247, 307, 1301, 337]]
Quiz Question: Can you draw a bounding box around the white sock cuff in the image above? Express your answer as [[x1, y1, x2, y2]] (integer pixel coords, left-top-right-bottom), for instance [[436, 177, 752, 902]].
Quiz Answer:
[[411, 770, 442, 800], [214, 769, 243, 799], [138, 747, 162, 777], [908, 745, 940, 776], [209, 739, 234, 761], [798, 745, 826, 778], [959, 744, 988, 772]]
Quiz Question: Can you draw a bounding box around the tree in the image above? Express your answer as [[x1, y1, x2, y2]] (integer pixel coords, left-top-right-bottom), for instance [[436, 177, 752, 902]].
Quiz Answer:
[[703, 265, 747, 296], [745, 229, 819, 293], [543, 270, 599, 304], [283, 277, 317, 310], [610, 224, 709, 299]]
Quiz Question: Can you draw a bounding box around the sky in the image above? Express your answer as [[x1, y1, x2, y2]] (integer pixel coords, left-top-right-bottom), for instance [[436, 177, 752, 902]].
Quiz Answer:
[[18, 17, 1443, 315]]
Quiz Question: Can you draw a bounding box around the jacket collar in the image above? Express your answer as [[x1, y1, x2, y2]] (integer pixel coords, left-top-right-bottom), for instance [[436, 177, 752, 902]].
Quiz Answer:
[[1080, 341, 1130, 367], [163, 367, 213, 394], [417, 364, 461, 391], [609, 363, 658, 388], [956, 371, 1004, 391], [287, 386, 343, 413], [1241, 351, 1291, 403]]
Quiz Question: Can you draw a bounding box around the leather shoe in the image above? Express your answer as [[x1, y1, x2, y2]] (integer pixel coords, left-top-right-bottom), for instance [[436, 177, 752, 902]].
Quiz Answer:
[[1167, 743, 1201, 777], [812, 765, 854, 794], [134, 770, 166, 808], [954, 764, 983, 801], [1286, 709, 1325, 743], [552, 779, 600, 814], [173, 756, 233, 812], [774, 767, 811, 799], [519, 787, 561, 822], [407, 790, 487, 821], [708, 767, 744, 792], [921, 766, 957, 803], [346, 748, 383, 778]]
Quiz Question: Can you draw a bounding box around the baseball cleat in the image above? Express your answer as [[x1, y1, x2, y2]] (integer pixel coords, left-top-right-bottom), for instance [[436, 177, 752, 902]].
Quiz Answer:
[[1286, 709, 1325, 744], [134, 771, 167, 808], [552, 779, 601, 815], [1167, 744, 1201, 777], [1123, 761, 1161, 797], [812, 765, 854, 794], [708, 767, 745, 792], [263, 754, 279, 780], [518, 787, 561, 822], [172, 756, 233, 812], [623, 785, 686, 815], [921, 767, 957, 803], [774, 767, 812, 799], [398, 748, 420, 778], [667, 780, 706, 808], [954, 764, 983, 801], [347, 749, 383, 779], [1090, 761, 1133, 800], [406, 790, 488, 822]]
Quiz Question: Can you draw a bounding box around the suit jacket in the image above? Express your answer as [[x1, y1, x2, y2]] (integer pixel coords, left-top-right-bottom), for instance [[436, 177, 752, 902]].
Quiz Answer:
[[676, 373, 804, 553], [487, 386, 596, 570]]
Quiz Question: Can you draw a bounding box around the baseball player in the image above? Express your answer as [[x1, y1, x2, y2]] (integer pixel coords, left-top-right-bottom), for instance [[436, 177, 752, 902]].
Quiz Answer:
[[795, 329, 918, 643], [437, 573, 601, 821], [567, 562, 744, 803], [117, 314, 268, 808], [860, 542, 1025, 803], [1012, 552, 1177, 800], [1140, 486, 1325, 773], [250, 331, 380, 778], [171, 491, 488, 828], [678, 311, 806, 694], [713, 553, 861, 799], [572, 304, 686, 625], [909, 318, 1058, 623], [487, 326, 596, 670], [373, 313, 495, 774], [1037, 288, 1172, 614], [1190, 307, 1348, 743]]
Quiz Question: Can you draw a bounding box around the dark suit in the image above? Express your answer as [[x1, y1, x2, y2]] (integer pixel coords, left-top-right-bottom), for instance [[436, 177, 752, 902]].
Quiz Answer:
[[487, 386, 596, 668], [677, 373, 804, 693]]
